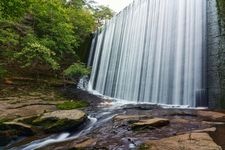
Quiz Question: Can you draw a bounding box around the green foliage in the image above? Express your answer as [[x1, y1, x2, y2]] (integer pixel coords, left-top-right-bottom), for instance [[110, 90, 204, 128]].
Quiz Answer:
[[14, 42, 60, 70], [0, 0, 30, 20], [64, 63, 90, 78], [93, 5, 115, 27], [0, 27, 19, 48], [0, 20, 20, 52], [0, 0, 113, 77], [67, 8, 95, 44], [56, 100, 88, 110], [29, 0, 77, 56]]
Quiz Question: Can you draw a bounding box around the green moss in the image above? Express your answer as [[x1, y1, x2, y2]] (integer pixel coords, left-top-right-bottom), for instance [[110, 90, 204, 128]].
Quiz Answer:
[[56, 101, 89, 110], [139, 144, 150, 150], [0, 118, 9, 125], [31, 117, 85, 133]]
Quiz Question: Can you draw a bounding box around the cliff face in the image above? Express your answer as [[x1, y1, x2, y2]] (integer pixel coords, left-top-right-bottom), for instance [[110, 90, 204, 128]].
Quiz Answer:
[[207, 0, 225, 108]]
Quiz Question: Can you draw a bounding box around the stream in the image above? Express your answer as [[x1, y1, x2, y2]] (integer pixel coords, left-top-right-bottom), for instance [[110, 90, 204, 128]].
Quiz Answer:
[[6, 99, 225, 150], [9, 103, 126, 150]]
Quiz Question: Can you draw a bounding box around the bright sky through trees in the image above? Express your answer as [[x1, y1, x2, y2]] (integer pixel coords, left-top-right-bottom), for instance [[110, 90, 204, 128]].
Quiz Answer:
[[94, 0, 133, 12]]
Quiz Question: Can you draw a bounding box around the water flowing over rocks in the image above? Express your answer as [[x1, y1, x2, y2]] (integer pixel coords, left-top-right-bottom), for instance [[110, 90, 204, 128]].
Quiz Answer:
[[1, 85, 225, 149], [31, 106, 225, 150], [0, 122, 35, 146]]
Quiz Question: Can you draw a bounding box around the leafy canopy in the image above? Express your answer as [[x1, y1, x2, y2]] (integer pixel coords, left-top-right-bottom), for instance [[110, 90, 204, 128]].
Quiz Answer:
[[0, 0, 114, 78]]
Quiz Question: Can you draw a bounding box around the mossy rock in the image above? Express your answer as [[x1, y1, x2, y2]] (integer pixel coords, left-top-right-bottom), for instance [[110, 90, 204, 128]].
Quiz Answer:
[[32, 110, 87, 133]]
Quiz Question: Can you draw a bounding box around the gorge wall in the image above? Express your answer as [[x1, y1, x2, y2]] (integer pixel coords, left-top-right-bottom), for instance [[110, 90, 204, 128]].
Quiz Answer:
[[207, 0, 225, 108]]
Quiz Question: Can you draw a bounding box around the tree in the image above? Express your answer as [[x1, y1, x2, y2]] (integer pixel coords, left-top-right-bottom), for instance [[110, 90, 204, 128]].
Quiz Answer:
[[29, 0, 76, 55], [0, 0, 113, 78], [93, 5, 115, 27]]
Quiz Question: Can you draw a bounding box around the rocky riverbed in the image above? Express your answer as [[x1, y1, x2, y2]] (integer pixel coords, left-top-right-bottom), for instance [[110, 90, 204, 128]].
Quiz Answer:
[[1, 81, 225, 150]]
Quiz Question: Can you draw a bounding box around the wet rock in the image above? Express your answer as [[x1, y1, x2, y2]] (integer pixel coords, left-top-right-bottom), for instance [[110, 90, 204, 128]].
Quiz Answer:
[[142, 133, 222, 150], [170, 118, 190, 124], [202, 121, 225, 125], [166, 109, 197, 117], [192, 127, 217, 133], [114, 115, 149, 121], [73, 138, 97, 148], [197, 111, 225, 122], [132, 118, 169, 129], [122, 104, 160, 110], [32, 110, 87, 133], [0, 122, 34, 146]]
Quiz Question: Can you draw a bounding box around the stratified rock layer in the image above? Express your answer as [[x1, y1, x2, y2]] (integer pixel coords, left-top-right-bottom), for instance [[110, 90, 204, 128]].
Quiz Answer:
[[143, 133, 222, 150]]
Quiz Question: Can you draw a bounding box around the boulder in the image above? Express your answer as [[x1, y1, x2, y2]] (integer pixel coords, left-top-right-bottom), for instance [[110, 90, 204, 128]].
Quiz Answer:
[[142, 133, 222, 150], [197, 111, 225, 122], [32, 110, 87, 133], [132, 118, 169, 129]]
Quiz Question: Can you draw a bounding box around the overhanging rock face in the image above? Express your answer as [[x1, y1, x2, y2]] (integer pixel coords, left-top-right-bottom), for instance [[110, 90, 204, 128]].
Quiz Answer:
[[207, 0, 225, 108]]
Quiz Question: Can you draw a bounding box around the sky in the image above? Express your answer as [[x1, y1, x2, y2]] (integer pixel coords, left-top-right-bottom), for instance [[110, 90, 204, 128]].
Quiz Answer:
[[94, 0, 134, 12]]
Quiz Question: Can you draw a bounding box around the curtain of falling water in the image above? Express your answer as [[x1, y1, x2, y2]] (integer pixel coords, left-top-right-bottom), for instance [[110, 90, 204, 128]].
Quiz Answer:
[[88, 0, 207, 107]]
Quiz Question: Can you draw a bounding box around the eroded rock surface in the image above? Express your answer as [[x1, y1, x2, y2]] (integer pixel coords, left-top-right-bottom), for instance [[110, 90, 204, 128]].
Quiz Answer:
[[142, 133, 222, 150], [197, 111, 225, 122], [132, 118, 170, 129]]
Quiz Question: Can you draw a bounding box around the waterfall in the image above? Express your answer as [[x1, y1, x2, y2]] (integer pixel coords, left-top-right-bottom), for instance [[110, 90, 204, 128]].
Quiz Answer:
[[88, 0, 207, 107]]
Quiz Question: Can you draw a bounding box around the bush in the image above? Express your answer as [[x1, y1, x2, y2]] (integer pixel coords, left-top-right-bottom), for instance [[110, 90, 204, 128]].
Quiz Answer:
[[14, 42, 60, 71], [64, 63, 90, 80]]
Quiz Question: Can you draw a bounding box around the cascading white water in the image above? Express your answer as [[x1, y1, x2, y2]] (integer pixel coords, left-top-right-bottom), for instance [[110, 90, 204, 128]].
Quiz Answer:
[[88, 0, 207, 107]]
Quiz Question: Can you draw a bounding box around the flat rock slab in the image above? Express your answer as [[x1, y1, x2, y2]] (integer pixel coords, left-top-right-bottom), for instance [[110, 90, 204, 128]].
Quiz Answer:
[[33, 110, 87, 133], [143, 133, 222, 150], [41, 110, 86, 120], [132, 118, 169, 129], [197, 111, 225, 122]]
